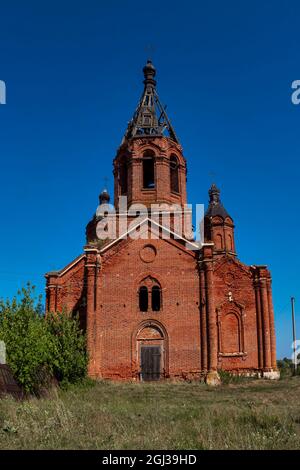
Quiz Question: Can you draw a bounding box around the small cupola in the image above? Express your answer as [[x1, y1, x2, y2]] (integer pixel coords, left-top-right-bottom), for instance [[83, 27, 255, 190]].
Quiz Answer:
[[204, 184, 236, 256], [206, 184, 229, 219], [99, 188, 110, 205]]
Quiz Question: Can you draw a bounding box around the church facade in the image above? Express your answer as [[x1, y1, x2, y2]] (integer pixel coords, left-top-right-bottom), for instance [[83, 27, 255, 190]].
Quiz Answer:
[[45, 61, 279, 384]]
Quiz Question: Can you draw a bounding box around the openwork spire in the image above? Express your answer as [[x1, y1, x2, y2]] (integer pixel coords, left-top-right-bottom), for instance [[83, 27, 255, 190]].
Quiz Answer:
[[122, 60, 179, 144]]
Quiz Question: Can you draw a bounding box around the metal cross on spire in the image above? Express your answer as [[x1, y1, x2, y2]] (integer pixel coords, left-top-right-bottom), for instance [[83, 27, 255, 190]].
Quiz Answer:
[[209, 170, 217, 184], [145, 43, 155, 61], [103, 176, 109, 190]]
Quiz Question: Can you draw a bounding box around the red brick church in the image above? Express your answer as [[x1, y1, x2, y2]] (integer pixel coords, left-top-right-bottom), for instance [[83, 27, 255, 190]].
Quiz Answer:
[[45, 61, 279, 384]]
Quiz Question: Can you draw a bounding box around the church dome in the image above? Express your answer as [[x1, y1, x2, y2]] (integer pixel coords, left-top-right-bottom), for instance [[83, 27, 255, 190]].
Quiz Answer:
[[99, 188, 110, 205], [205, 184, 230, 219]]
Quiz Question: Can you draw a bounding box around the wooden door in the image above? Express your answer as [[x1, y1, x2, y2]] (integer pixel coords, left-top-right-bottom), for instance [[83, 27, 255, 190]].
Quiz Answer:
[[141, 346, 161, 381]]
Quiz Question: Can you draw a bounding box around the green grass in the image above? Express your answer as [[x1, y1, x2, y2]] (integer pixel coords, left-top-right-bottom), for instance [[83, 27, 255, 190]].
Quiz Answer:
[[0, 376, 300, 450]]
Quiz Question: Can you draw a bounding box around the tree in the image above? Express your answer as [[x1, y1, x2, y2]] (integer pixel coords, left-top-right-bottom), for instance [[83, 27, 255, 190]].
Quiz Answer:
[[0, 283, 88, 394], [0, 283, 51, 393]]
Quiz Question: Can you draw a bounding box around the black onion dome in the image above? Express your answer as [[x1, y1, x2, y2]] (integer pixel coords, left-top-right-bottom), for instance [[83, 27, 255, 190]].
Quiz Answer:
[[143, 59, 156, 81], [205, 184, 230, 219], [99, 188, 110, 205]]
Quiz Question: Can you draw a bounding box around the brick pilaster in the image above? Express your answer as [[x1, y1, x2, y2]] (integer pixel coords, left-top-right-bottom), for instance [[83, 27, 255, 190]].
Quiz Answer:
[[198, 261, 208, 372], [203, 245, 217, 371], [47, 285, 57, 313], [85, 247, 100, 377], [260, 276, 272, 370], [254, 276, 264, 370], [267, 276, 277, 370]]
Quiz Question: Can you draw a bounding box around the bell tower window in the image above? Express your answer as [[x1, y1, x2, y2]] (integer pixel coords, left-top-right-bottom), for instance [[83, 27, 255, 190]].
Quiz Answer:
[[143, 151, 155, 189], [170, 155, 179, 193]]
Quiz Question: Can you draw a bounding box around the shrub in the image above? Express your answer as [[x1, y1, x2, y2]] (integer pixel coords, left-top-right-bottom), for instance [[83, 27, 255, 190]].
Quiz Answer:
[[46, 311, 88, 385], [277, 357, 300, 377], [0, 283, 87, 394]]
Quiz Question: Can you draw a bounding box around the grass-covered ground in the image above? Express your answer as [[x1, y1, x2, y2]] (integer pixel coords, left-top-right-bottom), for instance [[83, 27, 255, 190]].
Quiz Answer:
[[0, 376, 300, 450]]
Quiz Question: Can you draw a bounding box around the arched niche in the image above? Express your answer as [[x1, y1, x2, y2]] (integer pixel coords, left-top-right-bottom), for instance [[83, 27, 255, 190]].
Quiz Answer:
[[216, 300, 246, 358]]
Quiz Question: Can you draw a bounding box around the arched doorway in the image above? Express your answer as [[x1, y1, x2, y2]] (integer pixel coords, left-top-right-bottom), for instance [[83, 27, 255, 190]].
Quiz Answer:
[[135, 321, 168, 381]]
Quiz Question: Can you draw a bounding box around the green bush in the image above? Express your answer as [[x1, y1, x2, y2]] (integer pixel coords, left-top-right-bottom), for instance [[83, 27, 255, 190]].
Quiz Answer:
[[277, 357, 300, 377], [0, 283, 87, 394], [46, 310, 87, 386]]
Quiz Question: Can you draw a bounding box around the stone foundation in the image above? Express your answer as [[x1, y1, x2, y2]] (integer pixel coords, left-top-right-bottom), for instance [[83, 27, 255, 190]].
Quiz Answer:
[[205, 370, 221, 386], [262, 369, 280, 380]]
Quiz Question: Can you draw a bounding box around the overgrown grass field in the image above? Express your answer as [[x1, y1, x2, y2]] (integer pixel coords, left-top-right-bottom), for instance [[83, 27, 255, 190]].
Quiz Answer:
[[1, 376, 300, 450]]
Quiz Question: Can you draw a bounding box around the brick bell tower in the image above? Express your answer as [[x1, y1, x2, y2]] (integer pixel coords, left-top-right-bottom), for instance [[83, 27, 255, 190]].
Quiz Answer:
[[86, 60, 190, 243], [113, 60, 187, 210]]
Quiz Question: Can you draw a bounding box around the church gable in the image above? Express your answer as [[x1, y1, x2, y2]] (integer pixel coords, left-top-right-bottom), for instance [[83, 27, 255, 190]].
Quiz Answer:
[[45, 255, 86, 316], [101, 228, 198, 276], [213, 256, 255, 310], [214, 255, 252, 281], [100, 217, 199, 266]]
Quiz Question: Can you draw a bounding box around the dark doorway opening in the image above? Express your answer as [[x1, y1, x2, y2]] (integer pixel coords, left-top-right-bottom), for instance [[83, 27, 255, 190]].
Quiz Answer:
[[140, 346, 161, 381]]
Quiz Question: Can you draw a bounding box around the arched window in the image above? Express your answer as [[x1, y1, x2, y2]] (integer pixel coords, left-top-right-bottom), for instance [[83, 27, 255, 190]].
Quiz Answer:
[[170, 155, 179, 193], [152, 286, 161, 311], [139, 286, 148, 312], [143, 151, 155, 189], [215, 233, 223, 250], [138, 276, 162, 313], [119, 157, 128, 195]]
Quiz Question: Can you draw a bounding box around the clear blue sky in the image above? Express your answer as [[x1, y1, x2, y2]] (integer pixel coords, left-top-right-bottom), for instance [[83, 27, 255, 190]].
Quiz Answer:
[[0, 0, 299, 358]]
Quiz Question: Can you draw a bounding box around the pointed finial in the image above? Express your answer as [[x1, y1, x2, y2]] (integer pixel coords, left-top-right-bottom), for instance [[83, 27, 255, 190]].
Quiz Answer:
[[143, 59, 156, 87], [209, 183, 221, 205], [99, 188, 110, 205]]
